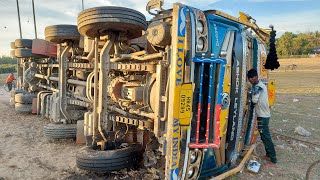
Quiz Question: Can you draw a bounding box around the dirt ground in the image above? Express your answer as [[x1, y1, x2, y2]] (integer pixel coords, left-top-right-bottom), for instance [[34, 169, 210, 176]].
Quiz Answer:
[[0, 88, 80, 180], [0, 58, 319, 180], [234, 58, 320, 180], [234, 93, 320, 180]]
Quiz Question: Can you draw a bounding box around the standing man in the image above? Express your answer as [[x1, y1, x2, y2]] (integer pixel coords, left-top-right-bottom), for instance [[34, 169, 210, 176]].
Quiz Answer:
[[5, 73, 16, 91], [247, 68, 277, 163]]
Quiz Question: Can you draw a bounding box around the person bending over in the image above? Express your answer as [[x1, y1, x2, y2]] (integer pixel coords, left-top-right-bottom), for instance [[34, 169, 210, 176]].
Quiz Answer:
[[247, 68, 277, 163]]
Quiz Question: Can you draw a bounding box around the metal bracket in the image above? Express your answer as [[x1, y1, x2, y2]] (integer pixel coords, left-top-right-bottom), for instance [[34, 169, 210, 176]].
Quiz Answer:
[[146, 0, 164, 15]]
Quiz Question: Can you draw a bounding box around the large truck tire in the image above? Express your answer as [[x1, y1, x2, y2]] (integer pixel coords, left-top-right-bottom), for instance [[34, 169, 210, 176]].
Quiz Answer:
[[15, 93, 36, 104], [45, 25, 80, 44], [15, 103, 32, 113], [77, 6, 147, 39], [15, 48, 47, 59], [15, 39, 32, 49], [76, 144, 142, 172], [11, 89, 28, 98], [43, 122, 77, 139]]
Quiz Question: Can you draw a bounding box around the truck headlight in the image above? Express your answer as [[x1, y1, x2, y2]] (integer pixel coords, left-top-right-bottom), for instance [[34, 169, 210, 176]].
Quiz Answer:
[[190, 151, 197, 164], [197, 37, 205, 51], [197, 20, 204, 34], [188, 167, 195, 178]]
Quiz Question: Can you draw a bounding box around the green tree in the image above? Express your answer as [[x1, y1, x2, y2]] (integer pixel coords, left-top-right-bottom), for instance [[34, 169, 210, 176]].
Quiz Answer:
[[276, 31, 320, 57], [292, 33, 309, 55], [0, 56, 17, 64], [306, 31, 320, 52], [0, 56, 17, 74], [276, 32, 296, 56]]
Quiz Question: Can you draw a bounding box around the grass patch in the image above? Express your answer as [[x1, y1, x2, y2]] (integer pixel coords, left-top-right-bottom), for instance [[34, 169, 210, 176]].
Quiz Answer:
[[270, 57, 320, 94]]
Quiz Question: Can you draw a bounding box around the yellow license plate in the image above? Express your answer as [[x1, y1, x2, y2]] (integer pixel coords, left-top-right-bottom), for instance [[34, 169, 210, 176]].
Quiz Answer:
[[179, 83, 193, 125]]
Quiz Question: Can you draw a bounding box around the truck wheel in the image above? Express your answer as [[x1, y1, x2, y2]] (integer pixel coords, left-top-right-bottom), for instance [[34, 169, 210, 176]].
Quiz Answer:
[[15, 39, 32, 49], [15, 48, 47, 58], [43, 122, 77, 139], [15, 103, 32, 113], [78, 6, 147, 39], [10, 42, 16, 49], [11, 89, 28, 98], [76, 144, 143, 172], [15, 93, 36, 104], [45, 25, 80, 44]]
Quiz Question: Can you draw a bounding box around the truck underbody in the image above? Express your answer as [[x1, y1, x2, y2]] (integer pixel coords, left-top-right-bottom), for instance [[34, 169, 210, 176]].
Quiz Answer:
[[9, 1, 276, 179]]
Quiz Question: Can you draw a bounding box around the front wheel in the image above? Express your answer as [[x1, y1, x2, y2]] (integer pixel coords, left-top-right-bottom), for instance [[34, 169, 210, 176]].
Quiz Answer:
[[76, 144, 143, 172]]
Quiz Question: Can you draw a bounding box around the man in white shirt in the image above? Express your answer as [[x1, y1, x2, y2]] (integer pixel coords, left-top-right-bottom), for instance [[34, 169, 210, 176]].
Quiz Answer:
[[248, 69, 277, 164]]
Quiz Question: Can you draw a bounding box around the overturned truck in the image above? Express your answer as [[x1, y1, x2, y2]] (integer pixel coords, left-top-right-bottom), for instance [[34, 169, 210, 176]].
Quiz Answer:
[[10, 1, 277, 179]]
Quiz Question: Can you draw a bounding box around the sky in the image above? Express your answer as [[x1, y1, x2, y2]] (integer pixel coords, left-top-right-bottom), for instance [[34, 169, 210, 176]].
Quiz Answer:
[[0, 0, 319, 56]]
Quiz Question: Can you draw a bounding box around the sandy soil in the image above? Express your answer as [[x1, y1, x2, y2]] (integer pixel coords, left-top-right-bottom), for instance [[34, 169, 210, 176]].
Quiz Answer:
[[0, 88, 81, 180], [235, 94, 320, 180]]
